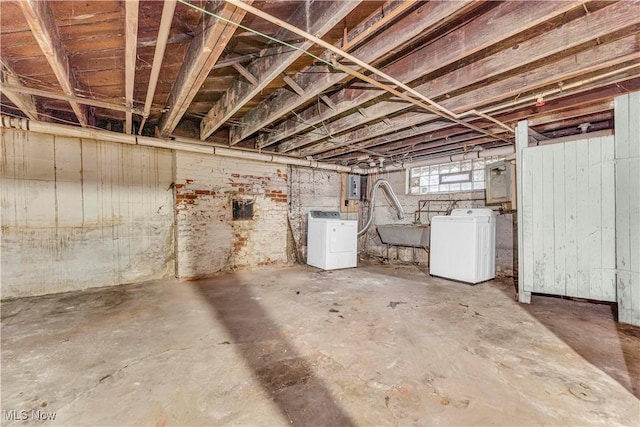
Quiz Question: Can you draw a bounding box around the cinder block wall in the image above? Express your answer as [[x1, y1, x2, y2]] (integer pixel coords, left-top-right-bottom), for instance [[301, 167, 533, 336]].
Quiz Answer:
[[362, 171, 514, 276], [0, 129, 175, 298]]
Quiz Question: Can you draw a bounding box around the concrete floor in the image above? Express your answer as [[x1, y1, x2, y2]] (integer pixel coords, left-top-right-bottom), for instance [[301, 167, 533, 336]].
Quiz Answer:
[[1, 263, 639, 426]]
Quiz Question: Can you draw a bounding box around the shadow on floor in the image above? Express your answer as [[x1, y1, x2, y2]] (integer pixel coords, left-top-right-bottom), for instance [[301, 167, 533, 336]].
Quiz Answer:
[[500, 285, 640, 399], [193, 274, 354, 425]]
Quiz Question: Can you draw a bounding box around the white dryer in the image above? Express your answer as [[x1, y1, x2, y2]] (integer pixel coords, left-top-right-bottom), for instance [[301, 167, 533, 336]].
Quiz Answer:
[[307, 211, 357, 270], [430, 208, 496, 284]]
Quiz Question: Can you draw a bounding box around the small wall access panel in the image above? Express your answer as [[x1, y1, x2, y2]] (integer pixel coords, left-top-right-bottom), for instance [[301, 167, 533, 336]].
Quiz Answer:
[[486, 160, 516, 209]]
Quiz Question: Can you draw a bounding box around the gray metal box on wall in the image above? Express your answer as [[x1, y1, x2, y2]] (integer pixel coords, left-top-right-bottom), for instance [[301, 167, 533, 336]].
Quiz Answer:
[[346, 174, 361, 200]]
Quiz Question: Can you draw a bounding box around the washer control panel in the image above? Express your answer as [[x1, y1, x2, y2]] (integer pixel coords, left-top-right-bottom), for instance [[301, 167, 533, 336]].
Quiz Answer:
[[309, 211, 341, 219]]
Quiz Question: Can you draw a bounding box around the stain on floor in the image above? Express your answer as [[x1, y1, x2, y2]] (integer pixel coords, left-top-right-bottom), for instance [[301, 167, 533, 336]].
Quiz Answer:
[[1, 263, 639, 425]]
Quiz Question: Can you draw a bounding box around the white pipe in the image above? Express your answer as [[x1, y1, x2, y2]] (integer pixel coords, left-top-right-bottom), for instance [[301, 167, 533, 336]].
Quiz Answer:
[[223, 0, 514, 139], [0, 116, 367, 174], [358, 179, 405, 236], [363, 145, 516, 174]]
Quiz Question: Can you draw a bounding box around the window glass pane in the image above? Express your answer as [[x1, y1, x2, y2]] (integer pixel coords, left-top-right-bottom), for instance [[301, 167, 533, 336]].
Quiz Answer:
[[420, 166, 430, 175], [411, 186, 419, 194], [420, 176, 430, 186], [449, 162, 460, 172], [411, 177, 420, 187], [473, 159, 485, 170], [473, 181, 485, 190], [430, 165, 439, 174], [461, 182, 472, 191], [429, 175, 439, 185], [411, 168, 420, 177], [440, 172, 471, 183], [450, 183, 460, 191], [440, 164, 450, 174], [420, 186, 429, 194], [439, 184, 450, 192], [461, 160, 472, 171], [429, 185, 439, 193], [473, 170, 484, 182]]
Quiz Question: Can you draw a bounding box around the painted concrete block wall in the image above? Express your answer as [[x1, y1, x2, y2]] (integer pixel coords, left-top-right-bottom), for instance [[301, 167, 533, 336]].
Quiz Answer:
[[174, 153, 291, 279], [1, 129, 174, 299], [288, 167, 344, 260], [363, 171, 514, 275]]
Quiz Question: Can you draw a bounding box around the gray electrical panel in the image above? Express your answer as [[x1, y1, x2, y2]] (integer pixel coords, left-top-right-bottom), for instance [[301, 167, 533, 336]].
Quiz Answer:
[[346, 174, 361, 200]]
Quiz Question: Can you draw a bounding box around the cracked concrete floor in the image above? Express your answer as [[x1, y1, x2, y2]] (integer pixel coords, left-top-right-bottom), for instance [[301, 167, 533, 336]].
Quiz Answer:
[[1, 263, 639, 426]]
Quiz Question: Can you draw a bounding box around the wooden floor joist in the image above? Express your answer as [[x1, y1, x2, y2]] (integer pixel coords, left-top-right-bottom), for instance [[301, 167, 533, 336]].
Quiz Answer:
[[240, 1, 478, 148], [124, 0, 139, 134], [17, 0, 89, 126], [272, 0, 586, 154], [157, 1, 252, 138], [0, 59, 39, 120], [199, 0, 361, 142]]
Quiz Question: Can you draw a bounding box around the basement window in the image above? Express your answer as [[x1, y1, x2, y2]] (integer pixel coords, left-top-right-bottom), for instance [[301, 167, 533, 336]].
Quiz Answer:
[[408, 156, 504, 195], [232, 199, 254, 220]]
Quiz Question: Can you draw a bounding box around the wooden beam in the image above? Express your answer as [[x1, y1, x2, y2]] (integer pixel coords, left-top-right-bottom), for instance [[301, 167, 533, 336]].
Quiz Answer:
[[318, 76, 637, 160], [327, 78, 639, 162], [200, 1, 361, 141], [232, 63, 258, 85], [269, 1, 586, 152], [235, 1, 478, 147], [0, 59, 39, 120], [0, 83, 146, 115], [17, 0, 89, 126], [125, 0, 139, 134], [291, 3, 640, 156], [321, 95, 337, 111], [157, 1, 251, 138], [139, 0, 176, 134], [282, 74, 305, 97]]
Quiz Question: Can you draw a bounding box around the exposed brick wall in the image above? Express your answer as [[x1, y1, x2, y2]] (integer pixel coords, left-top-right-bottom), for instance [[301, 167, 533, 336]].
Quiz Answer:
[[175, 153, 290, 279]]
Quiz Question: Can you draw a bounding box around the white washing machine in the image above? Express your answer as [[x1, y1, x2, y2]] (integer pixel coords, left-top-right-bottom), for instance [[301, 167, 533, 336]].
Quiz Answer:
[[430, 208, 496, 284], [307, 211, 357, 270]]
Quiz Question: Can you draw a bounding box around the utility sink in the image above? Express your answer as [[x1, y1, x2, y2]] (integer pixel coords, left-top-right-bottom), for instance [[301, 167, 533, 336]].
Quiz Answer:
[[376, 224, 430, 248]]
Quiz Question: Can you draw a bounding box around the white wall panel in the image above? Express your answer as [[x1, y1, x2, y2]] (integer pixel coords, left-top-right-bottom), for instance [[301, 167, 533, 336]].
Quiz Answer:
[[615, 92, 640, 326], [521, 135, 616, 301]]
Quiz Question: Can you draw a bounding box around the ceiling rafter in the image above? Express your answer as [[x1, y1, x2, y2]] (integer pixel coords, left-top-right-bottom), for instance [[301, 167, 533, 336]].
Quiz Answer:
[[272, 0, 585, 154], [139, 0, 177, 134], [240, 0, 479, 148], [300, 2, 640, 158], [124, 0, 139, 134], [0, 58, 39, 120], [17, 0, 89, 126], [157, 0, 252, 138], [199, 0, 361, 142], [328, 77, 640, 163]]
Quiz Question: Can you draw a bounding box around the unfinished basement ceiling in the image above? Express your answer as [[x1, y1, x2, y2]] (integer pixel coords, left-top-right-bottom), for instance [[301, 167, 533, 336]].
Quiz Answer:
[[1, 0, 639, 166]]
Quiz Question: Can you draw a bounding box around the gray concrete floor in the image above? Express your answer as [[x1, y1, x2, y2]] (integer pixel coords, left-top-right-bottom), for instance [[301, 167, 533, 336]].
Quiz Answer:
[[1, 263, 639, 426]]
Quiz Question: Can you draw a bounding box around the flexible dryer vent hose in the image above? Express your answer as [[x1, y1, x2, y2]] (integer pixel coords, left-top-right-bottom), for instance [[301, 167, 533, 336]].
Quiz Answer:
[[358, 179, 405, 236]]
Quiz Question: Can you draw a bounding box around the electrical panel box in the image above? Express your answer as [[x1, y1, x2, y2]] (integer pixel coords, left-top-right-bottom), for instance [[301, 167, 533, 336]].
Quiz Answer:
[[485, 160, 516, 209], [346, 174, 361, 200]]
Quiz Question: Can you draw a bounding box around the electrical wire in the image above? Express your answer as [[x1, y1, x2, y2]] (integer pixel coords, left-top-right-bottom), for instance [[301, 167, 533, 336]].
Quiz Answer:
[[177, 0, 334, 69]]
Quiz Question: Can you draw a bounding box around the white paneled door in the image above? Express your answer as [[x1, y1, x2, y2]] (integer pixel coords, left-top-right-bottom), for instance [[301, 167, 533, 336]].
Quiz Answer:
[[520, 136, 616, 302]]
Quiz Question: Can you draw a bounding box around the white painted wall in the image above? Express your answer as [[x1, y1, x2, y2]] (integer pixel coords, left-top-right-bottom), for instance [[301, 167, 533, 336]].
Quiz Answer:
[[288, 167, 344, 260], [520, 135, 616, 301], [1, 129, 174, 299], [614, 92, 640, 326]]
